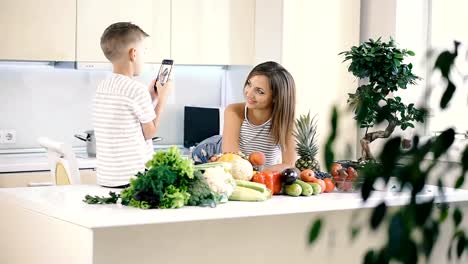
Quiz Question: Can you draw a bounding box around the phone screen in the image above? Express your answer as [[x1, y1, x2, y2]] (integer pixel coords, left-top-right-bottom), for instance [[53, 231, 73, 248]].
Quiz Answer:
[[154, 59, 173, 93]]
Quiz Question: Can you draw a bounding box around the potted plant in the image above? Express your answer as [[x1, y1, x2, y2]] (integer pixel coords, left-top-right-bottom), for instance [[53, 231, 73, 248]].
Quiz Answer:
[[340, 38, 426, 162]]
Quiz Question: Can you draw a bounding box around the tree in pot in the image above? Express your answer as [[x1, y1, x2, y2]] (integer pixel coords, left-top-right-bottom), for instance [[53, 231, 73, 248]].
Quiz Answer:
[[309, 40, 468, 264], [340, 38, 426, 162]]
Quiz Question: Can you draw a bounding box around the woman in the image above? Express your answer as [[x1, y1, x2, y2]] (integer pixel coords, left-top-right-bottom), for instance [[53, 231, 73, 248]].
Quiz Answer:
[[193, 61, 297, 171]]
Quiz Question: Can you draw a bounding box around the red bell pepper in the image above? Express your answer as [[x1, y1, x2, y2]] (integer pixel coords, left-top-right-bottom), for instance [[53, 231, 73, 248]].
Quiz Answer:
[[252, 171, 282, 195]]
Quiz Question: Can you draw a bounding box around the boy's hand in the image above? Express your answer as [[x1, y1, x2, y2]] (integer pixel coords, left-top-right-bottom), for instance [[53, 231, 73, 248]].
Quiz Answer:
[[154, 79, 174, 103], [149, 79, 158, 101]]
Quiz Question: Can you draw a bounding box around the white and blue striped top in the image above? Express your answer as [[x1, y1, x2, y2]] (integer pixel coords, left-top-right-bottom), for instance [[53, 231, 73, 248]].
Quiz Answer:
[[239, 106, 282, 166]]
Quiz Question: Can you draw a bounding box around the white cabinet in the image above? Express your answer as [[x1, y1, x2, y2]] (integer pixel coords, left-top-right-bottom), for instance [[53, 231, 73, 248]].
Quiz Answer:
[[0, 0, 76, 61], [0, 169, 96, 188], [76, 0, 170, 64], [171, 0, 255, 65]]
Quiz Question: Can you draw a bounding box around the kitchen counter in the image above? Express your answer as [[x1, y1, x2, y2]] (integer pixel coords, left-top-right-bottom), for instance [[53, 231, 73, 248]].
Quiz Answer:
[[1, 184, 468, 229], [0, 145, 188, 173], [2, 185, 468, 264]]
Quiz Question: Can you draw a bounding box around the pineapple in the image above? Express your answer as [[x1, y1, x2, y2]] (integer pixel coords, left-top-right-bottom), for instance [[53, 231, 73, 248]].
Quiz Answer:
[[293, 112, 320, 171]]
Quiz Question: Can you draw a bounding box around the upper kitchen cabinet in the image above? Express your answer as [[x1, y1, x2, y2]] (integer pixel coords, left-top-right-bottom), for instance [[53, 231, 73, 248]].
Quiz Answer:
[[0, 0, 76, 61], [171, 0, 255, 65], [76, 0, 170, 64]]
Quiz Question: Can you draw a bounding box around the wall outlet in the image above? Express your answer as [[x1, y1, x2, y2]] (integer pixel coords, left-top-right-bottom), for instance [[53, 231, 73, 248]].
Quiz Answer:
[[0, 129, 16, 144]]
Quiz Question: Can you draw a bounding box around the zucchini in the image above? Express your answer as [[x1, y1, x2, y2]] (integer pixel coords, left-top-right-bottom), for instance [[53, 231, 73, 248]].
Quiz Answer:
[[284, 183, 302, 197], [308, 182, 322, 195], [295, 180, 313, 196], [229, 186, 267, 202]]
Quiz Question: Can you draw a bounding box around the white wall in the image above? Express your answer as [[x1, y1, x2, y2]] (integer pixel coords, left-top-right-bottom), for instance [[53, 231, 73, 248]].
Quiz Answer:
[[281, 0, 361, 164], [0, 65, 249, 150], [428, 0, 468, 135]]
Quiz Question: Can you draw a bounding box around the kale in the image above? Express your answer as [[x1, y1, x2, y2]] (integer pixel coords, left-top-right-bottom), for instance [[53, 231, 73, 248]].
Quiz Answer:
[[129, 164, 178, 208]]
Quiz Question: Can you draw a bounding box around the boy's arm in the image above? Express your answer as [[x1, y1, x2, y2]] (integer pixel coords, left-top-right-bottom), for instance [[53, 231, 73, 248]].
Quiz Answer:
[[141, 79, 173, 140]]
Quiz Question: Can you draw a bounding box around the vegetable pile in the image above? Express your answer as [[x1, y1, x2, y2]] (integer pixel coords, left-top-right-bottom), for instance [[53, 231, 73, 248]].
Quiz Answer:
[[84, 146, 225, 209]]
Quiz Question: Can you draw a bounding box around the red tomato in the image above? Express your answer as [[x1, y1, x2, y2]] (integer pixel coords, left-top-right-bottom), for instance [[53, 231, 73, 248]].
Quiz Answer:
[[346, 167, 357, 180], [300, 169, 317, 182], [330, 163, 343, 177]]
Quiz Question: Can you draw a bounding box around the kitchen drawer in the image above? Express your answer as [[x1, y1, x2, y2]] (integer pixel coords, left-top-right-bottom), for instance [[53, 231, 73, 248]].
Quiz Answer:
[[0, 169, 96, 188]]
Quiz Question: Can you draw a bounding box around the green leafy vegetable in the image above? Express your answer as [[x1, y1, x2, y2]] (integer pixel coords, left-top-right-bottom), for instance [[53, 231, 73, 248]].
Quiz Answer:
[[83, 146, 225, 209], [146, 146, 194, 180], [83, 191, 119, 204]]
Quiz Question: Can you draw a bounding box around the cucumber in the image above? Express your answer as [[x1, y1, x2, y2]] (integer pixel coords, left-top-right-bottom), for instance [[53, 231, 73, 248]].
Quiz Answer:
[[309, 182, 322, 195], [235, 180, 267, 193], [284, 183, 302, 197], [295, 179, 313, 196], [229, 186, 267, 202]]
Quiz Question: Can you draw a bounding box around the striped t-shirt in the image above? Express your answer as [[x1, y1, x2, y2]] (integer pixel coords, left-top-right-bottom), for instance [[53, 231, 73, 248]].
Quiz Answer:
[[93, 73, 156, 187], [239, 106, 282, 166]]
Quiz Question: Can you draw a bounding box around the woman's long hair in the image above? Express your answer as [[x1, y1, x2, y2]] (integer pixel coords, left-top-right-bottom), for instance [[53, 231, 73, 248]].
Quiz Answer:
[[244, 61, 296, 148]]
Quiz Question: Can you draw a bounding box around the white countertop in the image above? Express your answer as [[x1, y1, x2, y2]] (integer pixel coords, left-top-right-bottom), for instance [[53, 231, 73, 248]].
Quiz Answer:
[[1, 184, 468, 229]]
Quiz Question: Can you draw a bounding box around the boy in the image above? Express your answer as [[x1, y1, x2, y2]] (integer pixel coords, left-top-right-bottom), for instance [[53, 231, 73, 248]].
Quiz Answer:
[[93, 22, 173, 187]]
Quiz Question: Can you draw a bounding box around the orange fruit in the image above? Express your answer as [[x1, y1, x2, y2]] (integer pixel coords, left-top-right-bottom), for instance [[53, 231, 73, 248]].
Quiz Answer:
[[300, 169, 317, 182], [323, 178, 335, 193], [249, 151, 266, 166], [314, 179, 326, 193]]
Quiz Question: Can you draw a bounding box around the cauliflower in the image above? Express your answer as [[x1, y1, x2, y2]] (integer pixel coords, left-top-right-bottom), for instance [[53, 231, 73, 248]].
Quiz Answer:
[[202, 166, 236, 203], [230, 158, 254, 181]]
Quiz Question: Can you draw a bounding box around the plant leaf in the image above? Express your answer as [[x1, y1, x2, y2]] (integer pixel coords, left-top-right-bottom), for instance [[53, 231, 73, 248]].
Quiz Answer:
[[380, 137, 402, 176], [455, 175, 465, 189], [388, 214, 404, 257], [422, 221, 439, 258], [415, 200, 434, 226], [440, 81, 456, 109], [361, 174, 375, 201], [363, 250, 376, 264], [308, 218, 322, 245], [371, 202, 387, 230], [439, 204, 449, 223], [434, 50, 455, 78], [461, 146, 468, 172], [453, 208, 463, 227], [456, 233, 466, 258], [351, 226, 361, 241], [432, 128, 455, 159], [325, 107, 338, 171]]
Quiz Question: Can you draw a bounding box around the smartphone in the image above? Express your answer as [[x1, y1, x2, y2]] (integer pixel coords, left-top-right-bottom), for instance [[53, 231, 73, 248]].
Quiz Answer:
[[154, 59, 174, 93]]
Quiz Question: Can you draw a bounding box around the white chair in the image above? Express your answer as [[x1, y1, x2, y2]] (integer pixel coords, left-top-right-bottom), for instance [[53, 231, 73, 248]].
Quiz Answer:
[[30, 137, 81, 186]]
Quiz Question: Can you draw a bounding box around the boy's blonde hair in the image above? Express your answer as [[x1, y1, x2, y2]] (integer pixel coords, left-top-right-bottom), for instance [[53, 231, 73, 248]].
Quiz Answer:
[[100, 22, 149, 62]]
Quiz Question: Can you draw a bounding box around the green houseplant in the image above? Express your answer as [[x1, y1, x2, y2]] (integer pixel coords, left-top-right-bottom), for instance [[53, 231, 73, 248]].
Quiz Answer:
[[340, 38, 426, 162], [309, 40, 468, 264]]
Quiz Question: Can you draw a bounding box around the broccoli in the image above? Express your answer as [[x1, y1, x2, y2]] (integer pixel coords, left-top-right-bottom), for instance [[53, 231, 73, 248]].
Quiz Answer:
[[187, 170, 219, 207]]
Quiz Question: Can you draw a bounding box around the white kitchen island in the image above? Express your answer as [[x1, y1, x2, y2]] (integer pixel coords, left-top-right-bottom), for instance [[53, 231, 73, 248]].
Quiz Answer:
[[1, 185, 468, 264]]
